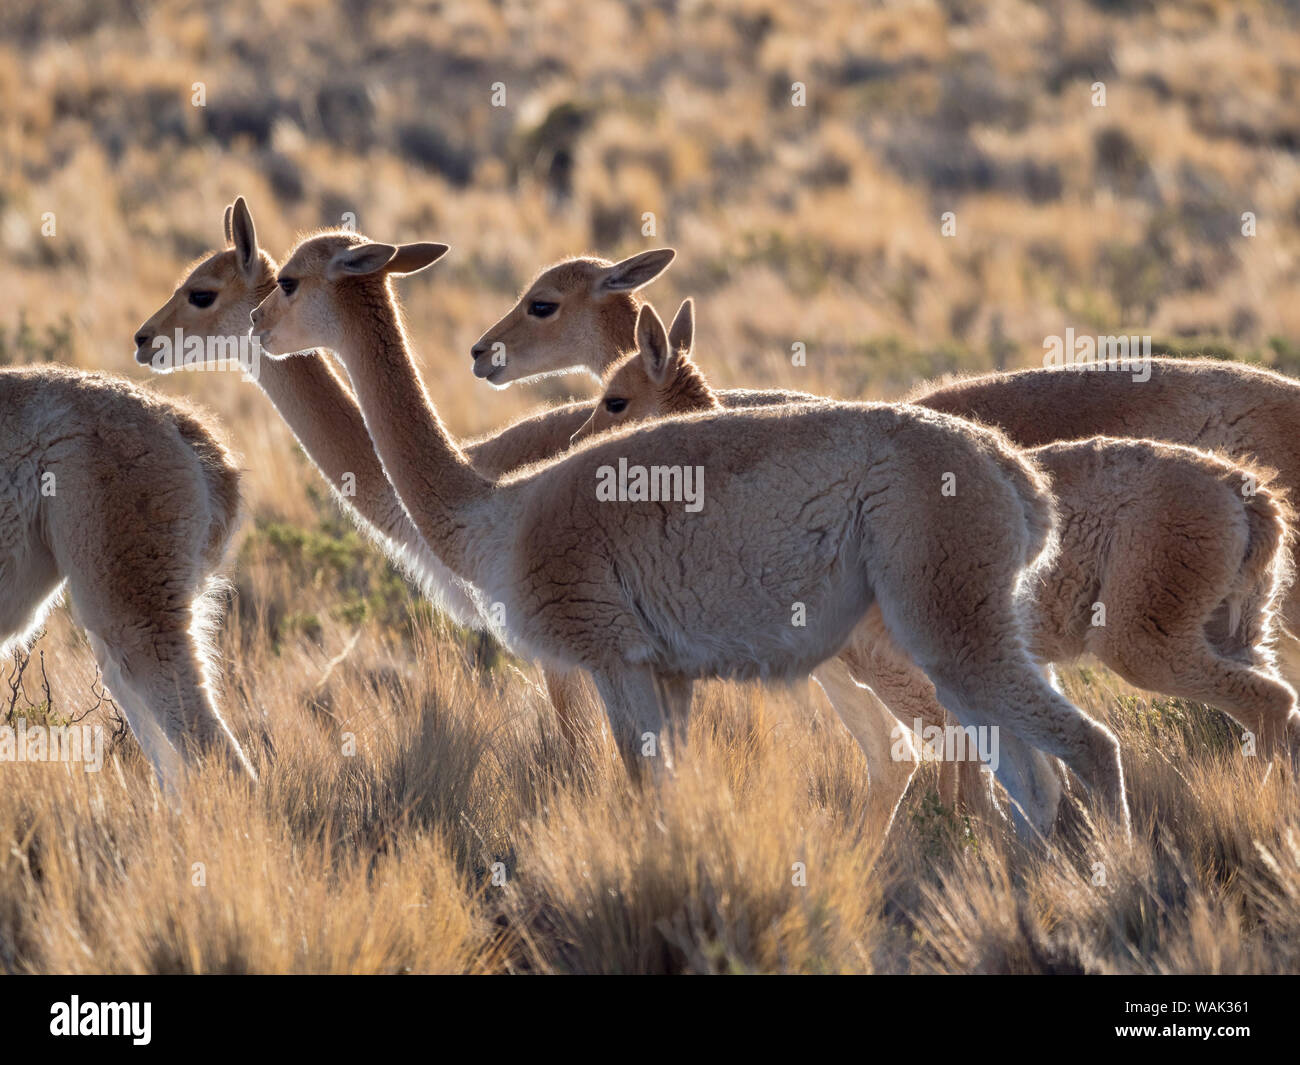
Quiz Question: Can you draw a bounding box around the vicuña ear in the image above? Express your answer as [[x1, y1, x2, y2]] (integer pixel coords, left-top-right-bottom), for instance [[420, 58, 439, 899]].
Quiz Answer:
[[326, 243, 398, 280], [599, 248, 675, 294], [223, 204, 235, 246], [667, 298, 694, 360], [386, 242, 449, 276], [637, 303, 672, 385], [231, 197, 261, 284]]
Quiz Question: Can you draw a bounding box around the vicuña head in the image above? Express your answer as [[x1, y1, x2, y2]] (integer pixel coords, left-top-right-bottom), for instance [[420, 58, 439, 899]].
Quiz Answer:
[[571, 299, 717, 444], [134, 197, 276, 368], [251, 231, 448, 357], [469, 249, 675, 387]]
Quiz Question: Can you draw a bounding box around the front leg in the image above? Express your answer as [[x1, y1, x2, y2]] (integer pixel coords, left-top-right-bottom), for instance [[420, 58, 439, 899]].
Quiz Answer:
[[811, 657, 918, 839], [543, 665, 593, 753], [591, 665, 686, 777], [653, 672, 695, 753]]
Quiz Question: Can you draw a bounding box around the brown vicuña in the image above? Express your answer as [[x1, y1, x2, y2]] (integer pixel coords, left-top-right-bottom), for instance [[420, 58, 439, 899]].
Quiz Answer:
[[583, 300, 1300, 820], [471, 249, 677, 387], [245, 227, 1131, 836], [0, 366, 254, 785], [134, 200, 814, 750]]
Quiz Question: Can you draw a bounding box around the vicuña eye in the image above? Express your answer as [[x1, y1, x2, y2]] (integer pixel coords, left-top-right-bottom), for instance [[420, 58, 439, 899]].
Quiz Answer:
[[278, 278, 298, 296], [188, 291, 217, 308], [528, 300, 558, 318], [604, 397, 628, 414]]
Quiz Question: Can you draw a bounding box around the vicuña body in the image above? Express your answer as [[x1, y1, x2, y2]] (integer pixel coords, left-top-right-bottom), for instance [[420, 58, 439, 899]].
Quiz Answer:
[[580, 306, 1300, 819], [246, 228, 1130, 835], [134, 200, 814, 748], [0, 366, 253, 784]]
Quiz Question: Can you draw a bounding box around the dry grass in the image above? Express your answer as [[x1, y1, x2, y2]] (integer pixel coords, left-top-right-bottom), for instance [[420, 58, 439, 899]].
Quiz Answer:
[[4, 563, 1300, 973], [2, 0, 1300, 973]]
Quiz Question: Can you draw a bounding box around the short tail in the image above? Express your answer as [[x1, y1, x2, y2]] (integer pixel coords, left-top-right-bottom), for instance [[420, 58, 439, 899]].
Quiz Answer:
[[1223, 461, 1294, 653], [976, 427, 1060, 582]]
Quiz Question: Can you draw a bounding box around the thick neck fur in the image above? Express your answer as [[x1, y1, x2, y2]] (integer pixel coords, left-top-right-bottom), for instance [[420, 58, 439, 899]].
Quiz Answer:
[[660, 358, 719, 413], [331, 276, 493, 581]]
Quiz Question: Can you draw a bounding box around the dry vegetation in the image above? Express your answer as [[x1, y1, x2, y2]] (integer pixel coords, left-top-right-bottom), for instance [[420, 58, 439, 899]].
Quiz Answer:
[[1, 0, 1300, 973]]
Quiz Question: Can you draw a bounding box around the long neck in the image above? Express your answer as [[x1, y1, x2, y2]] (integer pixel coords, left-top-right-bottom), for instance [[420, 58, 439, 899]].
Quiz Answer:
[[332, 282, 494, 581], [252, 350, 422, 542], [240, 277, 424, 557], [589, 294, 641, 375]]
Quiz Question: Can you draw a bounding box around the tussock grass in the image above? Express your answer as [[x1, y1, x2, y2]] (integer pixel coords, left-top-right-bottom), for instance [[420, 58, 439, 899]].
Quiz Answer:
[[5, 592, 1300, 973]]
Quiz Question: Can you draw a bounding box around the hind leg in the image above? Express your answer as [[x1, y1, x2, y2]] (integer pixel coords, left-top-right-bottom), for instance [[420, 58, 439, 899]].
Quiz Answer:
[[591, 664, 681, 777], [86, 632, 184, 788], [872, 576, 1126, 837], [543, 666, 592, 752], [80, 599, 253, 785], [43, 446, 249, 784], [1102, 629, 1300, 760], [1095, 548, 1300, 761], [982, 728, 1064, 839], [926, 652, 1118, 836], [840, 609, 1003, 823], [811, 655, 918, 837]]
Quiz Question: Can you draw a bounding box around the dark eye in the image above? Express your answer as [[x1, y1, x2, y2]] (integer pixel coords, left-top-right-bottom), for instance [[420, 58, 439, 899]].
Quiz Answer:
[[188, 290, 216, 308], [604, 397, 628, 414], [278, 278, 298, 296], [528, 300, 558, 318]]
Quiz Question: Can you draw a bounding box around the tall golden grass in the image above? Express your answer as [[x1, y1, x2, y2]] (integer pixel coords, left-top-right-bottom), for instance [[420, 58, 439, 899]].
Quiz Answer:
[[4, 569, 1300, 973]]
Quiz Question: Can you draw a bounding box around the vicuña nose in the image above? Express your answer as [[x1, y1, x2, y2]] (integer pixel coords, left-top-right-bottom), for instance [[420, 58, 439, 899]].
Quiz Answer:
[[250, 307, 262, 326], [134, 331, 151, 348], [471, 341, 488, 362]]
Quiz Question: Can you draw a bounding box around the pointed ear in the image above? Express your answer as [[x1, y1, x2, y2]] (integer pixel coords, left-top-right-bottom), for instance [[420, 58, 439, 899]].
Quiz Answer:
[[636, 303, 672, 385], [326, 242, 398, 280], [231, 197, 260, 284], [667, 298, 694, 360], [598, 248, 675, 294], [385, 242, 449, 276], [223, 204, 234, 246]]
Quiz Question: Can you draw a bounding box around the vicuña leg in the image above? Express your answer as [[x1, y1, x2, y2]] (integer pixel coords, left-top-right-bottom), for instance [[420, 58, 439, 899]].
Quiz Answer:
[[0, 541, 63, 655], [839, 608, 1021, 827], [86, 604, 252, 782], [1103, 629, 1300, 759], [69, 557, 253, 784], [872, 571, 1127, 837], [592, 664, 680, 777], [543, 665, 592, 752], [811, 655, 918, 836]]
